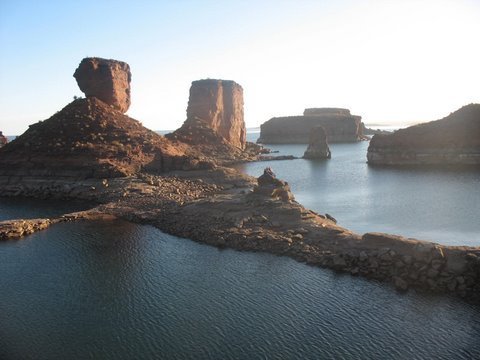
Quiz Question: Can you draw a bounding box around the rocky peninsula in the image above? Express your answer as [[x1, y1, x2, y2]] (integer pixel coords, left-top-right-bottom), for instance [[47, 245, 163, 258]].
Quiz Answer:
[[367, 104, 480, 165], [1, 58, 479, 302], [257, 108, 365, 144]]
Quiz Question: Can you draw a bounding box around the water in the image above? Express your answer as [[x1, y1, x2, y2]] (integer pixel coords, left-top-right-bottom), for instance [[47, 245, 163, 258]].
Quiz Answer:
[[1, 217, 479, 359], [242, 133, 480, 246]]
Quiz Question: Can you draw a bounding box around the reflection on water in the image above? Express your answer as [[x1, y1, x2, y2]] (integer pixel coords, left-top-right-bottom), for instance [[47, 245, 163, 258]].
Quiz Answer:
[[239, 137, 480, 246], [1, 219, 479, 359]]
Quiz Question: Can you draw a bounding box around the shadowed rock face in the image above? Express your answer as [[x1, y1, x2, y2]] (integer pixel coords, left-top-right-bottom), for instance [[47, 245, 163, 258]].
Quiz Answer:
[[367, 104, 480, 165], [0, 131, 7, 148], [186, 79, 246, 149], [0, 98, 203, 179], [303, 126, 331, 159], [74, 57, 131, 113], [258, 108, 364, 144]]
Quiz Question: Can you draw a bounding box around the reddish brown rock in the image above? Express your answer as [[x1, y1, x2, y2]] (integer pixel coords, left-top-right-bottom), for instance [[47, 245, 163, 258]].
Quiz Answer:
[[0, 97, 207, 179], [252, 167, 295, 202], [73, 57, 131, 113], [367, 104, 480, 165], [303, 126, 331, 159], [0, 131, 7, 148], [258, 108, 364, 144], [185, 79, 246, 149]]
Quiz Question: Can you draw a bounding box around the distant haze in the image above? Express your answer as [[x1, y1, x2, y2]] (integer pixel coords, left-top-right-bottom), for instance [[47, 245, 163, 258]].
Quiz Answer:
[[1, 0, 479, 135]]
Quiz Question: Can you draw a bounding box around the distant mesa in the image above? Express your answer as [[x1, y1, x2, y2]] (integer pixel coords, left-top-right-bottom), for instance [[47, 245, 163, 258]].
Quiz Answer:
[[169, 79, 246, 150], [0, 131, 7, 148], [258, 107, 365, 144], [367, 104, 480, 166], [73, 57, 131, 113], [303, 126, 331, 159]]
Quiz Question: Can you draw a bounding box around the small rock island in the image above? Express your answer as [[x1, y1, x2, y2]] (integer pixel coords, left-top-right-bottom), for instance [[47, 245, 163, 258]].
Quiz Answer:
[[258, 108, 365, 144], [1, 57, 479, 302], [303, 126, 331, 159], [367, 104, 480, 166]]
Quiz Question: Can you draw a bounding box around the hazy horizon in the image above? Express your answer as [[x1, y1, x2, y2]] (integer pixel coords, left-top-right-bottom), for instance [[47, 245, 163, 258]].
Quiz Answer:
[[1, 0, 479, 135]]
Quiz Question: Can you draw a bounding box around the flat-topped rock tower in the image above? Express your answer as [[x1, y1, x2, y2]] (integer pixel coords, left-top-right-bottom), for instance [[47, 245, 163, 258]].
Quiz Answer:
[[185, 79, 246, 150]]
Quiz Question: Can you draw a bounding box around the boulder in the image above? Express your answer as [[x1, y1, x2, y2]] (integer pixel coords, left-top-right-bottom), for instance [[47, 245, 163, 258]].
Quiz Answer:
[[0, 131, 7, 148], [258, 108, 364, 144], [253, 167, 295, 202], [186, 79, 246, 149], [303, 126, 331, 159], [73, 57, 131, 113], [367, 104, 480, 165]]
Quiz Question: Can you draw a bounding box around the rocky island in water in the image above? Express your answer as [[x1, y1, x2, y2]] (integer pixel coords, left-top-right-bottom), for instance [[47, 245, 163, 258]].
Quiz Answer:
[[1, 57, 479, 302], [367, 104, 480, 166]]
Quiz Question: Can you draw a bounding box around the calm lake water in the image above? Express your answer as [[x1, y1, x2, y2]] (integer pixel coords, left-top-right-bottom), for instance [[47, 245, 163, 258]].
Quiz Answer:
[[1, 210, 479, 359], [241, 132, 480, 246], [1, 131, 480, 359]]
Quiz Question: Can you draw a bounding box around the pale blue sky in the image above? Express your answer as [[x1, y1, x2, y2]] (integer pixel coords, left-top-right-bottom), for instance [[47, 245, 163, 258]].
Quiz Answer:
[[1, 0, 479, 135]]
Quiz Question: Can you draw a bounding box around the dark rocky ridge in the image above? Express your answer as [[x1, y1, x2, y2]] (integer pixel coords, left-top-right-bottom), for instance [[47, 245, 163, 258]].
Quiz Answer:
[[258, 108, 365, 144], [367, 104, 480, 165], [0, 98, 207, 179]]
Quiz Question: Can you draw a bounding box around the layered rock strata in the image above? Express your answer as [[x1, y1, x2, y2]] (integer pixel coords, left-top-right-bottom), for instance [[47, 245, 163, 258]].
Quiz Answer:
[[367, 104, 480, 165], [182, 79, 246, 149], [258, 108, 364, 143], [73, 57, 131, 113], [303, 126, 331, 159]]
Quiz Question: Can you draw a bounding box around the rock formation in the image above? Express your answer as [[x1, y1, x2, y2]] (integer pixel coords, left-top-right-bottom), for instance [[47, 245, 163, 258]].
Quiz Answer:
[[0, 131, 7, 148], [258, 108, 364, 143], [367, 104, 480, 165], [175, 79, 246, 150], [303, 126, 331, 159], [252, 168, 295, 202], [73, 57, 131, 113], [0, 97, 206, 179]]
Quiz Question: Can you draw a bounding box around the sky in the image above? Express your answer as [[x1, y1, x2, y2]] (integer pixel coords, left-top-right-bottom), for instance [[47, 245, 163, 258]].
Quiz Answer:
[[1, 0, 479, 135]]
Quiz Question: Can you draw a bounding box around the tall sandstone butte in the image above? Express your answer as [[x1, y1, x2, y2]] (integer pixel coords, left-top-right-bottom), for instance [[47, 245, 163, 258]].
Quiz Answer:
[[73, 57, 131, 113], [186, 79, 246, 150]]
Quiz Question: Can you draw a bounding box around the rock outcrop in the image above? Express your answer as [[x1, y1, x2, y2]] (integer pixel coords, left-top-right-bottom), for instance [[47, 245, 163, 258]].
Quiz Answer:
[[258, 108, 364, 143], [73, 57, 131, 113], [0, 131, 7, 148], [182, 79, 246, 149], [0, 97, 207, 180], [367, 104, 480, 165], [251, 167, 295, 202], [303, 126, 331, 159]]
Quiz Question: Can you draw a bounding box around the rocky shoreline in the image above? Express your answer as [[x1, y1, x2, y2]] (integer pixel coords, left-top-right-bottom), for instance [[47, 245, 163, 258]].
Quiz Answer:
[[1, 168, 479, 302], [1, 57, 479, 303]]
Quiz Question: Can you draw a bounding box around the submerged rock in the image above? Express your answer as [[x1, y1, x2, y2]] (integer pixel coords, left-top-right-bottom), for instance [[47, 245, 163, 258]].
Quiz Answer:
[[74, 57, 131, 113], [303, 126, 331, 159], [367, 104, 480, 166]]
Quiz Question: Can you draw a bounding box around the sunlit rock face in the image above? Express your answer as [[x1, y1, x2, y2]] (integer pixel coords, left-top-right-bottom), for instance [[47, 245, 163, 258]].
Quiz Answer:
[[0, 131, 7, 148], [367, 104, 480, 165], [258, 108, 364, 144], [74, 57, 131, 113], [186, 79, 246, 150]]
